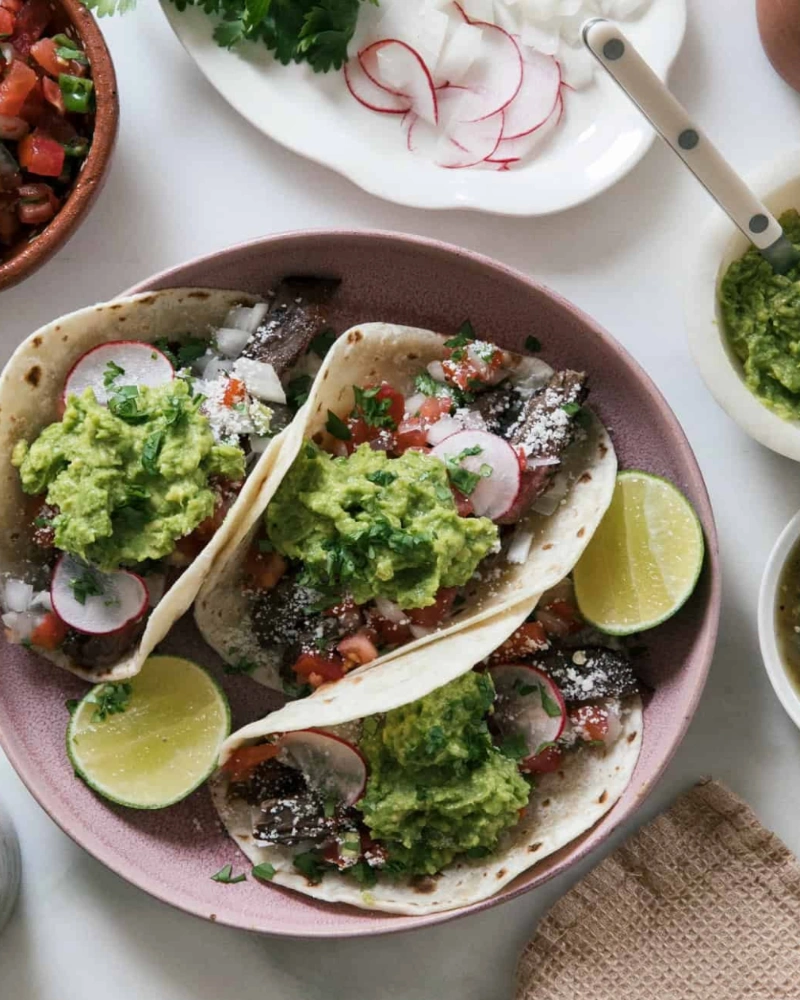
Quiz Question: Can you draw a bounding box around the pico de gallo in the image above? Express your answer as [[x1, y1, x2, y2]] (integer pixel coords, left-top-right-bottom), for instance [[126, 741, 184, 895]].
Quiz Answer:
[[0, 0, 95, 256], [241, 322, 591, 696]]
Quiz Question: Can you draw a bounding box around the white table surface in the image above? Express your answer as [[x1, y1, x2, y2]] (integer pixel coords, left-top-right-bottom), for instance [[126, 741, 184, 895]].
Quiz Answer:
[[2, 1, 800, 996]]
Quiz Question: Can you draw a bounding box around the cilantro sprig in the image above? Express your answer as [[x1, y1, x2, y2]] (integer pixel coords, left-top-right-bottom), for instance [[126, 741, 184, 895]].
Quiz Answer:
[[88, 682, 132, 723], [445, 445, 492, 497], [352, 385, 396, 430], [69, 569, 104, 605]]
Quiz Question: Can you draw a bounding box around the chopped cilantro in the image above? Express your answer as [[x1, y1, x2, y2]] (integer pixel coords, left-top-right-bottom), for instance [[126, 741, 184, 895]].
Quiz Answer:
[[366, 469, 396, 488], [540, 686, 563, 718], [210, 864, 247, 884], [65, 698, 79, 715], [177, 339, 207, 365], [424, 725, 446, 756], [342, 839, 360, 852], [382, 858, 407, 875], [251, 862, 276, 882], [325, 410, 352, 440], [465, 845, 491, 859], [323, 797, 336, 818], [293, 851, 328, 884], [153, 338, 178, 368], [309, 328, 336, 359], [223, 657, 258, 676], [88, 682, 132, 723], [445, 445, 492, 496], [103, 360, 125, 387], [352, 385, 395, 430], [561, 402, 582, 417], [108, 384, 148, 424], [282, 677, 312, 699], [499, 732, 529, 761], [349, 860, 377, 888], [525, 336, 542, 353], [69, 569, 103, 605], [444, 321, 474, 350], [141, 430, 165, 474], [34, 514, 53, 528], [286, 375, 313, 412]]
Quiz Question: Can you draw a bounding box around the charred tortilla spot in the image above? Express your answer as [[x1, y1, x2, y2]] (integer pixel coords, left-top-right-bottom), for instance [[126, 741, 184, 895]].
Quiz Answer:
[[542, 799, 551, 807], [407, 353, 419, 360], [323, 370, 329, 380], [558, 770, 565, 779], [25, 365, 41, 387], [496, 868, 507, 879], [353, 676, 363, 684], [542, 543, 554, 551], [579, 472, 592, 484], [627, 732, 637, 743], [32, 336, 42, 348], [139, 295, 156, 306], [187, 291, 210, 300], [109, 303, 123, 310], [347, 329, 363, 344], [62, 335, 68, 342], [599, 443, 608, 457], [528, 842, 542, 853], [411, 875, 440, 894], [577, 527, 586, 538], [598, 790, 608, 804]]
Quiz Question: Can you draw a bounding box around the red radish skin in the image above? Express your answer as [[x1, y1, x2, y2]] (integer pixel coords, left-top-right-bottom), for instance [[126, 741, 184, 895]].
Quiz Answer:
[[344, 58, 411, 115], [502, 49, 561, 140], [50, 554, 148, 636], [358, 40, 439, 124], [63, 341, 174, 408], [490, 663, 567, 759], [451, 3, 523, 123], [279, 729, 368, 806]]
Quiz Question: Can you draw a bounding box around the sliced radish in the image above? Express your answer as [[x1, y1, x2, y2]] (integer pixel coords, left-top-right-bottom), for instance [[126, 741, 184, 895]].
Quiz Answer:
[[491, 663, 566, 760], [344, 57, 411, 115], [63, 341, 174, 407], [50, 554, 148, 636], [426, 414, 461, 445], [494, 91, 562, 160], [360, 40, 439, 125], [435, 21, 483, 84], [279, 729, 367, 807], [450, 5, 523, 122], [408, 100, 504, 168], [502, 48, 561, 140], [430, 429, 521, 521]]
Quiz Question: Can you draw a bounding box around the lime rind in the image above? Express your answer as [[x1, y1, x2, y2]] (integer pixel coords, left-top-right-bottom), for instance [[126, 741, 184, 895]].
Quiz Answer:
[[574, 470, 704, 636], [67, 655, 231, 810]]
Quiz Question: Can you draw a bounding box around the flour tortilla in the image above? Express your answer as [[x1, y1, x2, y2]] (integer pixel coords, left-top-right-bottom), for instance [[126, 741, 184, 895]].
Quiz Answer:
[[0, 288, 287, 683], [211, 674, 643, 916], [195, 323, 617, 697]]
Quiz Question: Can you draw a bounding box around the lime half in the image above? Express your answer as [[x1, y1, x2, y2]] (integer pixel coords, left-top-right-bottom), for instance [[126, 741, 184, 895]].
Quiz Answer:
[[67, 655, 230, 809], [573, 471, 704, 636]]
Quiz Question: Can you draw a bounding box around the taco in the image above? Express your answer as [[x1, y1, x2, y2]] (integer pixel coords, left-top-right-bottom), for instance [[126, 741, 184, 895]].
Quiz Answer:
[[211, 579, 643, 915], [0, 280, 338, 682], [195, 321, 617, 698]]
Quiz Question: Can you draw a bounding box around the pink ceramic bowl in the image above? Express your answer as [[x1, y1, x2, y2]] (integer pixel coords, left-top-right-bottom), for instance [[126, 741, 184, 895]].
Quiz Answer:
[[0, 231, 720, 937]]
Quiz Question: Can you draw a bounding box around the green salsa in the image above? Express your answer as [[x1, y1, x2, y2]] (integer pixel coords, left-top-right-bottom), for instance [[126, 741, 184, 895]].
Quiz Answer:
[[720, 209, 800, 419], [777, 538, 800, 692], [12, 380, 244, 570], [357, 672, 530, 876], [266, 442, 499, 609]]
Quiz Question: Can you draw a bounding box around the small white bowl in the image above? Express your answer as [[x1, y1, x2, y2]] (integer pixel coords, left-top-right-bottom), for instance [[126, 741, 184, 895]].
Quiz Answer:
[[759, 509, 800, 729], [685, 147, 800, 461]]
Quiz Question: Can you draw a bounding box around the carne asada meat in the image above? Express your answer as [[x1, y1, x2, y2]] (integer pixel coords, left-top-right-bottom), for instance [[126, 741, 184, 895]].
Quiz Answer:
[[61, 617, 147, 672], [534, 647, 639, 702], [242, 277, 340, 378], [231, 758, 307, 807], [496, 370, 588, 525], [471, 385, 525, 436]]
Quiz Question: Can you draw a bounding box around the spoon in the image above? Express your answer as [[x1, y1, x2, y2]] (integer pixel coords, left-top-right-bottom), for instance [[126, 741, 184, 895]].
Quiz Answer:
[[583, 17, 800, 275]]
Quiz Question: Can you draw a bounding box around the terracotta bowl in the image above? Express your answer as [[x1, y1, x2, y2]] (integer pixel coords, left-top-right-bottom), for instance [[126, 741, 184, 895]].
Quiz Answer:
[[0, 0, 118, 291], [0, 232, 721, 937]]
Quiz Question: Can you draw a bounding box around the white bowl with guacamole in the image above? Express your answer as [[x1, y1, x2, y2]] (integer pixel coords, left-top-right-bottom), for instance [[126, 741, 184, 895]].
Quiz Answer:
[[686, 146, 800, 461]]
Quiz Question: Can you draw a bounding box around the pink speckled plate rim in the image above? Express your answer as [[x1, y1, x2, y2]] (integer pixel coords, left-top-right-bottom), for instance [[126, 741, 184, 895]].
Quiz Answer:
[[0, 230, 720, 938]]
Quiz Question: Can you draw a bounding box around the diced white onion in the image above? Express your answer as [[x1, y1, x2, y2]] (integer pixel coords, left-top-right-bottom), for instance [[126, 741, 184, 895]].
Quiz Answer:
[[233, 358, 286, 405], [31, 590, 52, 611], [404, 392, 427, 417], [202, 358, 234, 382], [409, 623, 436, 640], [374, 597, 408, 624], [215, 327, 252, 359], [426, 415, 461, 445], [2, 610, 38, 642], [223, 303, 269, 335], [191, 350, 216, 376], [427, 360, 446, 382], [506, 526, 534, 565], [3, 579, 33, 614]]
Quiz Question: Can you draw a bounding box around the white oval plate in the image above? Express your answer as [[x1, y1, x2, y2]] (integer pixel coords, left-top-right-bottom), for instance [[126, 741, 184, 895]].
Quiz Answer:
[[161, 0, 686, 216]]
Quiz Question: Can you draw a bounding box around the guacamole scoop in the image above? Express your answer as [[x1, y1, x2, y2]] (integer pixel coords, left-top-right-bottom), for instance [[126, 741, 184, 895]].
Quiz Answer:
[[357, 671, 530, 876], [12, 380, 244, 570], [266, 442, 499, 609], [720, 208, 800, 419]]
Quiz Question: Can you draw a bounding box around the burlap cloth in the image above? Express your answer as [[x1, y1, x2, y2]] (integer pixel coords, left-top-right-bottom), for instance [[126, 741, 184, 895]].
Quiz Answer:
[[515, 779, 800, 1000]]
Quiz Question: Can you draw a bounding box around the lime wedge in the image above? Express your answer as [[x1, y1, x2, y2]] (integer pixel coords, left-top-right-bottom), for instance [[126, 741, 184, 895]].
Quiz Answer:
[[67, 655, 230, 809], [573, 471, 704, 635]]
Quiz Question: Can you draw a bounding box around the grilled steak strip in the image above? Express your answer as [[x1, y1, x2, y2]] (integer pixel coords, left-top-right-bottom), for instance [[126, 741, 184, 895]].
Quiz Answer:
[[535, 647, 639, 703]]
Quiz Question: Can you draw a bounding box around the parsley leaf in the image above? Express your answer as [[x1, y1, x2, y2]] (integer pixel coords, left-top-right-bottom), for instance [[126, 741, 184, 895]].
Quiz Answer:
[[69, 569, 103, 605], [142, 430, 165, 475], [286, 375, 313, 412], [210, 864, 247, 884], [103, 360, 125, 387], [366, 470, 396, 488], [293, 850, 329, 884], [525, 336, 542, 353], [445, 445, 492, 496], [88, 682, 132, 723], [309, 327, 336, 359], [251, 862, 276, 882], [444, 320, 474, 349], [540, 686, 563, 719], [349, 860, 377, 888], [499, 733, 529, 761], [352, 385, 395, 430], [325, 410, 352, 440], [561, 402, 582, 417]]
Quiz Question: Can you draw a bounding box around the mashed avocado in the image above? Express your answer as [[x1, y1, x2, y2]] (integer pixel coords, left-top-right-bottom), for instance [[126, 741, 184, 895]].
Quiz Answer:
[[266, 442, 499, 609], [12, 380, 244, 570], [357, 672, 530, 876], [720, 208, 800, 419]]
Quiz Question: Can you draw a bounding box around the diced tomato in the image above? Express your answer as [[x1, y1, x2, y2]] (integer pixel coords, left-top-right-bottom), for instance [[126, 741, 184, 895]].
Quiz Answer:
[[0, 9, 14, 38], [222, 377, 246, 407], [30, 37, 66, 77], [343, 416, 371, 454], [223, 743, 279, 783], [366, 611, 413, 648], [406, 586, 458, 628], [523, 744, 563, 774], [0, 59, 37, 117], [0, 112, 28, 139], [193, 477, 243, 541], [373, 382, 404, 428], [17, 78, 44, 124], [516, 447, 527, 473], [337, 630, 379, 667], [293, 650, 346, 684], [538, 599, 583, 637], [40, 74, 62, 112], [0, 0, 24, 13], [172, 532, 205, 562], [569, 703, 610, 743], [450, 485, 474, 517], [17, 127, 64, 176], [418, 395, 453, 423], [29, 611, 67, 650], [10, 0, 50, 56], [243, 547, 287, 591], [488, 622, 549, 664], [394, 417, 428, 453], [17, 181, 57, 225]]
